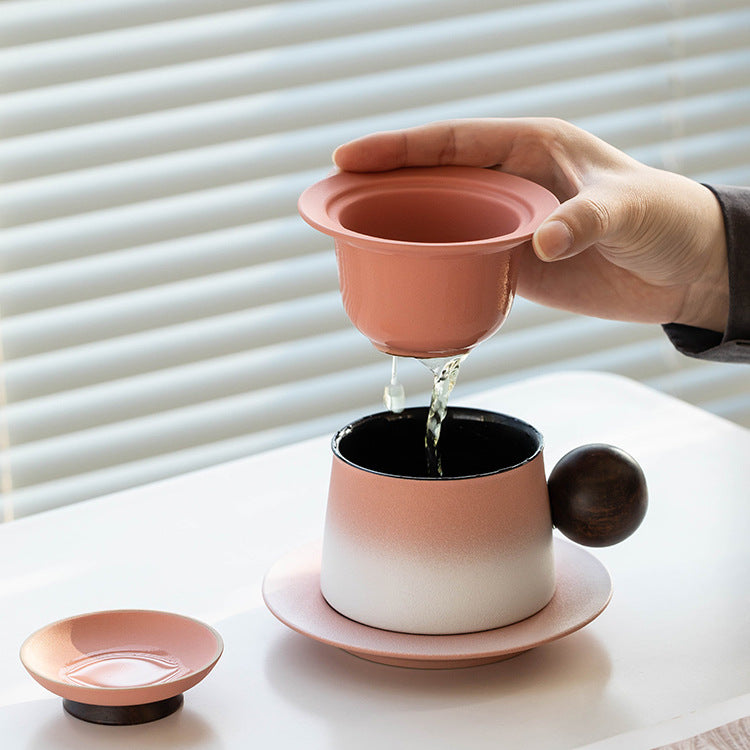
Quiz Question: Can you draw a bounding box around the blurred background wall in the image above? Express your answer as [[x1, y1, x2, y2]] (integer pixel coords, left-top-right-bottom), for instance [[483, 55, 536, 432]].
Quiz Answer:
[[1, 0, 748, 519]]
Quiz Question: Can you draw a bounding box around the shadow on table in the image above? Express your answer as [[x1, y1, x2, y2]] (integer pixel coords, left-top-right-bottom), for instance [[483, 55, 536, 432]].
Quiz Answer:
[[10, 698, 223, 750], [263, 617, 632, 749]]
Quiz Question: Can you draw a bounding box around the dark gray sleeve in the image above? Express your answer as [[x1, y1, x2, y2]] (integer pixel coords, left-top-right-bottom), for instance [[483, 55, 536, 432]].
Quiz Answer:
[[662, 184, 750, 363]]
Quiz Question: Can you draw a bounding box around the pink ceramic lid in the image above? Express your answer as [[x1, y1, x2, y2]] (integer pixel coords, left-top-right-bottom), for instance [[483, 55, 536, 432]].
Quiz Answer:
[[298, 166, 559, 252], [20, 609, 223, 707]]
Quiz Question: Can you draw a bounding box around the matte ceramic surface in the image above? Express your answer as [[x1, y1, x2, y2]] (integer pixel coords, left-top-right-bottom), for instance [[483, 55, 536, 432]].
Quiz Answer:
[[263, 538, 612, 669], [298, 166, 558, 357], [321, 407, 555, 634], [20, 610, 223, 707]]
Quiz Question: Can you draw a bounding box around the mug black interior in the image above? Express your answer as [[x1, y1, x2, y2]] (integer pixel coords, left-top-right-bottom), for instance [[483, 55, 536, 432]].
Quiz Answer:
[[333, 407, 542, 479]]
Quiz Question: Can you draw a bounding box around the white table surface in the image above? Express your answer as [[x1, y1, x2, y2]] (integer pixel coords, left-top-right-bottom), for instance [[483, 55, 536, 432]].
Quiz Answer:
[[1, 371, 748, 750]]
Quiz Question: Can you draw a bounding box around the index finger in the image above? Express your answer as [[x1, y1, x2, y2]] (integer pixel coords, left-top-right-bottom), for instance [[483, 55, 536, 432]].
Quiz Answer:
[[332, 118, 536, 172]]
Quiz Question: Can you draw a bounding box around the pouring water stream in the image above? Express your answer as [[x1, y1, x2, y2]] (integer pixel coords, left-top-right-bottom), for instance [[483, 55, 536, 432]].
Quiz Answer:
[[383, 354, 468, 476]]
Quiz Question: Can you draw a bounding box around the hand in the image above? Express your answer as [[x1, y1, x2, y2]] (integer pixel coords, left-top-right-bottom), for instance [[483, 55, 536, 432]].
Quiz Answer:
[[333, 118, 729, 333]]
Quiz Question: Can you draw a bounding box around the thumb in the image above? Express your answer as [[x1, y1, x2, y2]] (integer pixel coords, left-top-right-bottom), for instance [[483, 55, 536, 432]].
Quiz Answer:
[[532, 193, 611, 262]]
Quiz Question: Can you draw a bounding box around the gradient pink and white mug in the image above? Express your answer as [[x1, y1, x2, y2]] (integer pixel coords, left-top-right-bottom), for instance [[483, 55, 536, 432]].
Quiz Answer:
[[298, 166, 559, 358], [320, 407, 556, 635]]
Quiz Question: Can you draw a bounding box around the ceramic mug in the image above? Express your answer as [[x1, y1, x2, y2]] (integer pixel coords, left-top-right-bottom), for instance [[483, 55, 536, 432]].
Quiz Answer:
[[298, 166, 559, 358], [320, 406, 647, 635], [321, 407, 556, 635]]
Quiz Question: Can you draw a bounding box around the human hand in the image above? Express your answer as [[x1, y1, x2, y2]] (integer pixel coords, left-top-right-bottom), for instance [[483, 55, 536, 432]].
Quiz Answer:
[[333, 118, 729, 333]]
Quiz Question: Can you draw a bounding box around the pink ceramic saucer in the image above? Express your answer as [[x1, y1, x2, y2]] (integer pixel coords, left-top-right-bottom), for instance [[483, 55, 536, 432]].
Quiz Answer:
[[263, 538, 612, 669], [20, 609, 223, 724]]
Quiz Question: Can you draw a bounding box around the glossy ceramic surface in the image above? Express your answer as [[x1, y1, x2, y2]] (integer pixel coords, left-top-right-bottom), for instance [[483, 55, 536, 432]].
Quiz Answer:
[[298, 166, 558, 357], [263, 538, 612, 669], [321, 407, 555, 635], [20, 610, 223, 707]]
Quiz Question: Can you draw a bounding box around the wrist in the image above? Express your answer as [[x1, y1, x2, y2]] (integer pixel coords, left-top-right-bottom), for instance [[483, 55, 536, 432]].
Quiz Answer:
[[672, 184, 729, 333]]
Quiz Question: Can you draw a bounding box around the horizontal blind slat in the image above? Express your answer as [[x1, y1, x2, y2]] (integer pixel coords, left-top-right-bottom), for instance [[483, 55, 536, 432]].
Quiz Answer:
[[576, 91, 750, 156], [3, 335, 748, 517], [1, 252, 339, 358], [462, 340, 673, 399], [692, 165, 750, 185], [3, 0, 746, 49], [647, 361, 750, 402], [0, 0, 260, 46], [1, 136, 333, 228], [4, 81, 748, 229], [3, 404, 369, 519], [3, 47, 748, 183], [1, 295, 571, 404], [3, 292, 349, 401], [2, 316, 660, 486], [0, 217, 331, 317], [628, 125, 750, 175], [3, 0, 542, 50], [11, 333, 748, 520], [0, 169, 324, 272], [0, 0, 674, 93], [5, 328, 380, 445], [5, 343, 389, 487], [3, 7, 748, 138]]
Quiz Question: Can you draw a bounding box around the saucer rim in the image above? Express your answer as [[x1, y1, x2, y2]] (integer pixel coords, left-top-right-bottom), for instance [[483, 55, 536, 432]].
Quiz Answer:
[[262, 537, 612, 666]]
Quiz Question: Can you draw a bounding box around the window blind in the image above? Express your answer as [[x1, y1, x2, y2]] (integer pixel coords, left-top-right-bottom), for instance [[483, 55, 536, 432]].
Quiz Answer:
[[1, 0, 749, 520]]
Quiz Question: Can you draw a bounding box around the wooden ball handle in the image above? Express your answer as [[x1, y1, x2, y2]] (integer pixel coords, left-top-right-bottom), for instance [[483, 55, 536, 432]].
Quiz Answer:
[[548, 444, 647, 547]]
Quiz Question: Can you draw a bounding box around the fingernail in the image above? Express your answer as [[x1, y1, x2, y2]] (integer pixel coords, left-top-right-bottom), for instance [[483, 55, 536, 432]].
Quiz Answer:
[[534, 220, 573, 261]]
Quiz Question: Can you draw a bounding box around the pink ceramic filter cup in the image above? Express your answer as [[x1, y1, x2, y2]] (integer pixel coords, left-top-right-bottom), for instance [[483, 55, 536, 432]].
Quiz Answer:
[[298, 166, 559, 357]]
